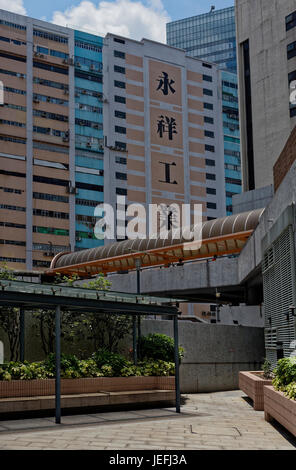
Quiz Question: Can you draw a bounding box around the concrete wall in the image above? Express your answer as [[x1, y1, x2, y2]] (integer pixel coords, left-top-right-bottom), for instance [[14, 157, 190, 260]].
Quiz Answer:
[[219, 305, 264, 327], [232, 185, 273, 214], [141, 319, 265, 393]]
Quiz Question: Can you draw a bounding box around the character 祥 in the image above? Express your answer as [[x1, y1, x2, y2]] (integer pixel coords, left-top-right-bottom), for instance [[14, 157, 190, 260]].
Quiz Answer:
[[157, 115, 177, 140]]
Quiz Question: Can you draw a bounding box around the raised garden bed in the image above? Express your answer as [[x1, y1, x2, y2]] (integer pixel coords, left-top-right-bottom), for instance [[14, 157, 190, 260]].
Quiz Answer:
[[264, 385, 296, 438], [0, 376, 175, 399], [239, 371, 272, 410]]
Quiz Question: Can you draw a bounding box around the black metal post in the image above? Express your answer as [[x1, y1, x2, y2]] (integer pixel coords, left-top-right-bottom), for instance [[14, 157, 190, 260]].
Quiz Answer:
[[137, 265, 141, 359], [173, 314, 181, 413], [19, 307, 25, 362], [55, 305, 61, 424], [133, 315, 137, 365]]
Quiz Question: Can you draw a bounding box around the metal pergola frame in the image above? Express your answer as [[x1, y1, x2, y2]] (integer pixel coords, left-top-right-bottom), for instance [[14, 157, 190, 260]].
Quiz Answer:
[[0, 280, 181, 423]]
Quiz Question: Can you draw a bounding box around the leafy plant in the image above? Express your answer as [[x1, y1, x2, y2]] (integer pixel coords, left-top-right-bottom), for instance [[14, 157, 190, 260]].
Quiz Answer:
[[92, 349, 129, 375], [0, 307, 20, 361], [272, 357, 296, 400], [138, 333, 184, 362], [0, 352, 176, 380], [262, 358, 273, 379]]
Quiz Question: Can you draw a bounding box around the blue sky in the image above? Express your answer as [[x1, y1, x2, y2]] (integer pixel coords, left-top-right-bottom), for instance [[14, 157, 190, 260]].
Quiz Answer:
[[23, 0, 235, 23], [0, 0, 234, 42]]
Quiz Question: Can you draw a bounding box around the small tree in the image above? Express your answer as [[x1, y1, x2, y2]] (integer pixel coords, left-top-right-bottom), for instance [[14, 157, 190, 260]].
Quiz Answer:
[[0, 264, 19, 361]]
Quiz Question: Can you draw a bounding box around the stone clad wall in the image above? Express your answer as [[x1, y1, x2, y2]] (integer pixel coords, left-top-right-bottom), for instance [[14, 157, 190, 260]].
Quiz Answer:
[[141, 319, 265, 393]]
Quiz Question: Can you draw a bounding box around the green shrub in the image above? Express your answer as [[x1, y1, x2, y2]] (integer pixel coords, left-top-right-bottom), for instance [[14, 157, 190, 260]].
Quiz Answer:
[[138, 333, 184, 362], [272, 357, 296, 400], [92, 349, 129, 375], [0, 352, 176, 381], [262, 358, 273, 379]]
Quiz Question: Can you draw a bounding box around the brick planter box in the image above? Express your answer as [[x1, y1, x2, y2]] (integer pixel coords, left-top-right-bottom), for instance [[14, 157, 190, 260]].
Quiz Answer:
[[0, 376, 175, 399], [264, 385, 296, 438], [239, 371, 272, 410]]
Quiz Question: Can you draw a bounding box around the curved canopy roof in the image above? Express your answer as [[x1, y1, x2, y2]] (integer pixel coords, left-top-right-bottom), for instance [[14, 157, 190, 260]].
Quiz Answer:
[[48, 208, 264, 277]]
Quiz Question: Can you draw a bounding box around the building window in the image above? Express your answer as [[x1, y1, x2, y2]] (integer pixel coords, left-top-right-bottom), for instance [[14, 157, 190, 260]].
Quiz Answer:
[[116, 187, 127, 195], [114, 65, 125, 74], [204, 102, 213, 110], [33, 29, 68, 43], [203, 62, 212, 69], [115, 125, 126, 134], [286, 11, 296, 31], [114, 37, 125, 44], [287, 41, 296, 60], [115, 110, 126, 119], [204, 116, 214, 124], [115, 156, 127, 165], [207, 202, 217, 209], [116, 172, 127, 180], [115, 95, 126, 103], [114, 80, 126, 89], [115, 141, 127, 150], [206, 187, 216, 195], [203, 74, 212, 82], [206, 158, 215, 166], [205, 144, 215, 152], [114, 50, 125, 59], [205, 130, 214, 138], [33, 60, 68, 75], [203, 88, 213, 96], [206, 173, 216, 181]]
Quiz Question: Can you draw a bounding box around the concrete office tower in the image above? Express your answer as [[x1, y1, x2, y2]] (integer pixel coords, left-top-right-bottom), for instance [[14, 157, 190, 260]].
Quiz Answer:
[[0, 9, 104, 271], [103, 33, 226, 239], [166, 7, 241, 215], [236, 0, 296, 191]]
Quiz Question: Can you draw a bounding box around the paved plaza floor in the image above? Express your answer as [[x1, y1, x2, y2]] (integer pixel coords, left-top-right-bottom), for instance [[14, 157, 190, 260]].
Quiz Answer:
[[0, 390, 295, 450]]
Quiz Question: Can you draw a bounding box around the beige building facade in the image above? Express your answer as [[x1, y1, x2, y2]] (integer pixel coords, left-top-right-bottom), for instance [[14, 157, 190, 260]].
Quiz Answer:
[[103, 34, 226, 238]]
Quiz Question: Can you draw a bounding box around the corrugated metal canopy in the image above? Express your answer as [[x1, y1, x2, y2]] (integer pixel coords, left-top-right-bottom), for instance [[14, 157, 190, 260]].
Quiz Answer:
[[48, 208, 264, 277]]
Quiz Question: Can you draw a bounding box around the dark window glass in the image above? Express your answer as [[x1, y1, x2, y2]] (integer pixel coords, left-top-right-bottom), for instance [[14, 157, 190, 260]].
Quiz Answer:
[[205, 144, 215, 152], [205, 131, 214, 138], [116, 187, 127, 195], [204, 116, 214, 124], [114, 65, 125, 74], [115, 125, 126, 134], [203, 62, 212, 69], [76, 182, 103, 192], [206, 187, 216, 195], [115, 141, 126, 150], [75, 70, 102, 83], [286, 11, 296, 31], [206, 173, 216, 181], [114, 80, 126, 89], [204, 102, 213, 110], [206, 159, 215, 166], [116, 172, 127, 180], [115, 110, 126, 119], [207, 202, 217, 209], [114, 37, 125, 44], [203, 74, 212, 82], [287, 41, 296, 60], [114, 50, 125, 59], [33, 60, 68, 75], [115, 95, 126, 103], [203, 88, 213, 96], [0, 51, 26, 62]]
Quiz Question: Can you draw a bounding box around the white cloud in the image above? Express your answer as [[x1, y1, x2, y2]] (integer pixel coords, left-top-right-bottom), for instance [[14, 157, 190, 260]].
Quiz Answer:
[[52, 0, 170, 43], [0, 0, 26, 15]]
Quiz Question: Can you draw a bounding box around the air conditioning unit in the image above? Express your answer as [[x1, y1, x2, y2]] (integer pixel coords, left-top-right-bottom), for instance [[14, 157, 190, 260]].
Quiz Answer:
[[66, 183, 77, 194], [86, 142, 92, 148], [44, 251, 54, 257], [62, 59, 68, 65], [33, 97, 39, 103], [64, 89, 69, 95], [90, 64, 95, 71], [76, 62, 81, 67], [75, 93, 80, 98], [93, 124, 99, 129], [82, 90, 87, 95], [76, 237, 82, 243], [46, 96, 51, 102], [62, 137, 69, 142]]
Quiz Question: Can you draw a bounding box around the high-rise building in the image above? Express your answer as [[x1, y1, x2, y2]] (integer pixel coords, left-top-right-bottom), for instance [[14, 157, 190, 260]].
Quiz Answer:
[[166, 6, 237, 73], [0, 9, 104, 271], [166, 6, 241, 215], [103, 33, 226, 234], [236, 0, 296, 191]]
